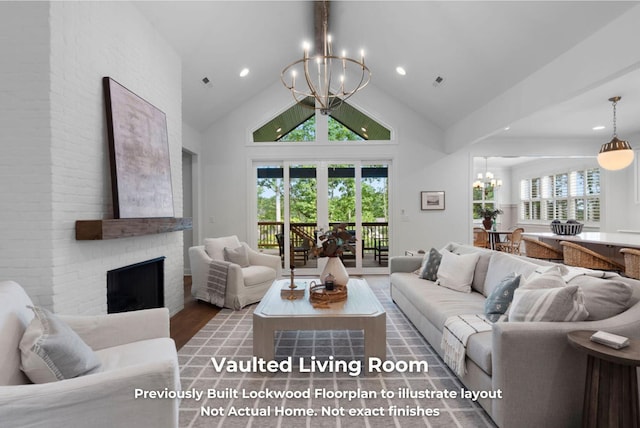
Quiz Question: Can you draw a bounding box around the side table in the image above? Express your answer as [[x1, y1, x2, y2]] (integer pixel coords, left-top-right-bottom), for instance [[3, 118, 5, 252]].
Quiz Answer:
[[567, 330, 640, 428]]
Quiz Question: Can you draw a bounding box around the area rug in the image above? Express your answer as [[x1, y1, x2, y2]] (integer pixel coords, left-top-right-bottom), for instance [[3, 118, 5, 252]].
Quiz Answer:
[[178, 276, 496, 428]]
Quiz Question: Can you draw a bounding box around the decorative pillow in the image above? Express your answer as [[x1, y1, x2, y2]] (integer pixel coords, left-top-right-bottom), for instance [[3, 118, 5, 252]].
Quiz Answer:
[[420, 248, 442, 281], [483, 252, 545, 297], [224, 245, 250, 267], [19, 306, 101, 383], [521, 265, 567, 289], [435, 250, 480, 293], [508, 286, 589, 322], [484, 273, 521, 322], [415, 251, 430, 276], [567, 276, 632, 321]]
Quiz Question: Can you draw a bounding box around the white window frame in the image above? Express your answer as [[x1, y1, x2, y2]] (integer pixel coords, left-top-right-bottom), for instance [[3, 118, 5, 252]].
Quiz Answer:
[[519, 168, 600, 225]]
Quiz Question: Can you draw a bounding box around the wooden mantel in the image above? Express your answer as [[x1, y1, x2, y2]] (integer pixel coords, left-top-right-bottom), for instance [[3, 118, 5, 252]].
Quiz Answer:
[[76, 217, 192, 240]]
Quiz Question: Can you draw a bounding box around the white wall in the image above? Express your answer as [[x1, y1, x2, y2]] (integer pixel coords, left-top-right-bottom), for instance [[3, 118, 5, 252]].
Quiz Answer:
[[200, 79, 456, 256], [0, 2, 185, 315], [198, 79, 640, 258], [0, 2, 54, 307], [183, 121, 203, 247]]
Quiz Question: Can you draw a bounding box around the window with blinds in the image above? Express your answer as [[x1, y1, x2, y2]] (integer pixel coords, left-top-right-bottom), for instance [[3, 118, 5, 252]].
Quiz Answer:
[[520, 168, 600, 223]]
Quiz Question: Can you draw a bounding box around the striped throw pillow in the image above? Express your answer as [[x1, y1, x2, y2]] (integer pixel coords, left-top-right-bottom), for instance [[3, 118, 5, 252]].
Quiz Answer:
[[508, 285, 589, 322]]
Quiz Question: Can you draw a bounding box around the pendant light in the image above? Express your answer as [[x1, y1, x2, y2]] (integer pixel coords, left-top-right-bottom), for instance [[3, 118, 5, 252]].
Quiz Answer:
[[597, 96, 634, 171]]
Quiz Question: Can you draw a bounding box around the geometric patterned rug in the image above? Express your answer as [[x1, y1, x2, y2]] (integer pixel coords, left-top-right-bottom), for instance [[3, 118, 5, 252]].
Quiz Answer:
[[178, 276, 496, 428]]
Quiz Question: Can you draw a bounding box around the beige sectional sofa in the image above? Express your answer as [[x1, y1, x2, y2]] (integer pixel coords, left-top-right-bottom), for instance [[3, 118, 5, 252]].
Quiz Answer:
[[390, 242, 640, 428]]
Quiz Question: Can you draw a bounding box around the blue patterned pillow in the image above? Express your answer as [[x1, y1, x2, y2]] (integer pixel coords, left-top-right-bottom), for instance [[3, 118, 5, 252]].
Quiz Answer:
[[484, 273, 521, 322], [420, 248, 442, 281]]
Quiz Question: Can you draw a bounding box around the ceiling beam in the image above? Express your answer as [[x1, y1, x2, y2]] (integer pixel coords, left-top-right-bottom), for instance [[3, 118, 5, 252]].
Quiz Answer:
[[313, 0, 329, 56]]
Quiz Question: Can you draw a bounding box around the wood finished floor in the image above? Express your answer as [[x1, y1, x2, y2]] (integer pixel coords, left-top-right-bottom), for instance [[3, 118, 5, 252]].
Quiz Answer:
[[169, 276, 220, 350]]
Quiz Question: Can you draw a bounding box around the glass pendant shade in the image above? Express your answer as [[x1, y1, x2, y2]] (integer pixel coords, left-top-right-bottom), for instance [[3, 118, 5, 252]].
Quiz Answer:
[[597, 137, 634, 170], [598, 96, 634, 171]]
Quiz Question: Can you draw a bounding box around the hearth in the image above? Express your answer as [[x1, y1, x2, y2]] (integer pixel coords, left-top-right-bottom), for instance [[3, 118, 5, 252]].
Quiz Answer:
[[107, 257, 165, 313]]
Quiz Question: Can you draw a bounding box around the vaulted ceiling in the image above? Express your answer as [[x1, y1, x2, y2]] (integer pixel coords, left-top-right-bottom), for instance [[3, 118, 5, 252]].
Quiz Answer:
[[134, 1, 640, 148]]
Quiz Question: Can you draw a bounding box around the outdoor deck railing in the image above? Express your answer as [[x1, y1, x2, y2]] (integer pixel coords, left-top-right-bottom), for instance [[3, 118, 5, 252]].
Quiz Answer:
[[258, 221, 388, 254]]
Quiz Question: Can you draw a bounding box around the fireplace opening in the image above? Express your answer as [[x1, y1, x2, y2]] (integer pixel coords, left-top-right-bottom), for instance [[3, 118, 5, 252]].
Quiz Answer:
[[107, 257, 165, 313]]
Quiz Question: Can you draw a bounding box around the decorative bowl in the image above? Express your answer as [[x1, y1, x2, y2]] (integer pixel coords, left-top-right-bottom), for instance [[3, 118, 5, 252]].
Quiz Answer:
[[550, 222, 583, 236]]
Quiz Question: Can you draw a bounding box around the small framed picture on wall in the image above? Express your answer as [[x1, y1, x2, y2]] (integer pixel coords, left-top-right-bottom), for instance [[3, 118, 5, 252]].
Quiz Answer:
[[421, 191, 445, 211]]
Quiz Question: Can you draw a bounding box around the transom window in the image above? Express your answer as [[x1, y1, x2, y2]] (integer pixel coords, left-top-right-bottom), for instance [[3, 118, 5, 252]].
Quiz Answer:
[[519, 168, 600, 223], [252, 99, 391, 142]]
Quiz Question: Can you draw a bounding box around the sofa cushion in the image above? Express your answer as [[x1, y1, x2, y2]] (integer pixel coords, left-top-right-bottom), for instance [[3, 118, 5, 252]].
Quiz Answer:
[[242, 265, 276, 287], [392, 273, 486, 330], [521, 265, 567, 289], [0, 281, 35, 386], [445, 243, 493, 295], [96, 337, 178, 372], [483, 252, 542, 297], [436, 251, 480, 293], [509, 285, 589, 322], [19, 306, 102, 383], [484, 273, 521, 322], [466, 331, 493, 376], [420, 248, 442, 281], [390, 273, 492, 374], [205, 235, 241, 261], [567, 276, 632, 321], [224, 245, 250, 267]]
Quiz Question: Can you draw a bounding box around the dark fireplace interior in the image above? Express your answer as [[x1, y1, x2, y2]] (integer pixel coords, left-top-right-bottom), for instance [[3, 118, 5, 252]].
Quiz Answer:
[[107, 257, 165, 313]]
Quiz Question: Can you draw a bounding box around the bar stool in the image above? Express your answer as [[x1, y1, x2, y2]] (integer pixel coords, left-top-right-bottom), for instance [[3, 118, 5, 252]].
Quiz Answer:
[[560, 241, 625, 272], [620, 248, 640, 280], [522, 236, 563, 261]]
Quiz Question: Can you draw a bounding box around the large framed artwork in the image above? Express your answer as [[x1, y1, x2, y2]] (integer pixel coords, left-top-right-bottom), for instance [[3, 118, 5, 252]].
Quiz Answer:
[[103, 77, 174, 218], [421, 191, 445, 211]]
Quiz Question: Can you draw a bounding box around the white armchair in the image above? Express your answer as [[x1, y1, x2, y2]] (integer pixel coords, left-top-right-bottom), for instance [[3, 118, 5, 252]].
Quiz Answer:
[[189, 235, 282, 310], [0, 280, 180, 428]]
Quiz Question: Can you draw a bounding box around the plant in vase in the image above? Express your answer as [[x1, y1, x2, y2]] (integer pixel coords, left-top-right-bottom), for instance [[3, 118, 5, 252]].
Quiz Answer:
[[478, 207, 503, 230], [314, 223, 356, 286]]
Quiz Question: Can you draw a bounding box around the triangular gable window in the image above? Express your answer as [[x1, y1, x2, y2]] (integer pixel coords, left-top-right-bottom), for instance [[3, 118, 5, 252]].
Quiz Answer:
[[253, 99, 391, 143]]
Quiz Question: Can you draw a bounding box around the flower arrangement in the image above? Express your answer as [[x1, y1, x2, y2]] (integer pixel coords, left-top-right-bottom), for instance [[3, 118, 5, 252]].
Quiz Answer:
[[479, 207, 503, 219], [314, 223, 356, 258]]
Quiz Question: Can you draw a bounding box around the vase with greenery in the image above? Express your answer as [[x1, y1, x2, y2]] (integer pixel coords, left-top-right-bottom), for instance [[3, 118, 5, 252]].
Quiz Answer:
[[479, 207, 503, 230], [314, 223, 355, 285]]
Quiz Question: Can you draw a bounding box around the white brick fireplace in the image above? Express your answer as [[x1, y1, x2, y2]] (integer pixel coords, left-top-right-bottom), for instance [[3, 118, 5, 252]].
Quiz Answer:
[[0, 2, 185, 315]]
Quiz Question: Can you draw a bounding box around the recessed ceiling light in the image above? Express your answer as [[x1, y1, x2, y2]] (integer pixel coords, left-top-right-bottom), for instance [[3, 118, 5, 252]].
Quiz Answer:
[[239, 68, 250, 78], [395, 66, 406, 76], [276, 127, 282, 133], [361, 127, 367, 132], [592, 125, 605, 130], [504, 126, 510, 131]]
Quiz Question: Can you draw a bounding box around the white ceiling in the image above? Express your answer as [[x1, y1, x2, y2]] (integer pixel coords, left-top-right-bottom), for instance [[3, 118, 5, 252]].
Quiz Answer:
[[133, 1, 640, 143]]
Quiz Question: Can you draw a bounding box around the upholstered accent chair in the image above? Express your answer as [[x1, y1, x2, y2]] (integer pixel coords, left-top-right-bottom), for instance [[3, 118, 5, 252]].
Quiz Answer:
[[189, 235, 282, 310], [0, 281, 180, 428]]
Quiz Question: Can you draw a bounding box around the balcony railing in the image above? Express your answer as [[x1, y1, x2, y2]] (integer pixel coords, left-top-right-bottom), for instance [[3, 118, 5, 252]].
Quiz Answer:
[[258, 221, 388, 255]]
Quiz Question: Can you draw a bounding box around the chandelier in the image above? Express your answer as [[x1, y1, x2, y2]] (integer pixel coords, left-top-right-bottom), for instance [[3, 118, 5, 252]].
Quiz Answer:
[[473, 157, 502, 192], [281, 0, 371, 115], [597, 96, 634, 171]]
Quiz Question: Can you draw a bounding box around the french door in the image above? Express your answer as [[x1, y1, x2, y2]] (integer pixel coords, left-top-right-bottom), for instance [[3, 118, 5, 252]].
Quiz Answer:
[[255, 160, 390, 276]]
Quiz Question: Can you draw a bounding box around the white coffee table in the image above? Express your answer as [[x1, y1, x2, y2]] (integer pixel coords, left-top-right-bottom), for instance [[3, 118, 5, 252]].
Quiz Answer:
[[253, 278, 386, 373]]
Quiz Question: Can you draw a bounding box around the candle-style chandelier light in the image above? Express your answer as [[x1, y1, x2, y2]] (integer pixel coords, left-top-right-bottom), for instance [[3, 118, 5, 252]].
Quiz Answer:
[[280, 1, 371, 115], [473, 157, 502, 192]]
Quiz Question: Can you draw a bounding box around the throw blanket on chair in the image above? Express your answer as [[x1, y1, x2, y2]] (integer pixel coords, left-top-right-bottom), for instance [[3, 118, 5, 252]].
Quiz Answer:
[[207, 260, 232, 307], [441, 314, 493, 377]]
